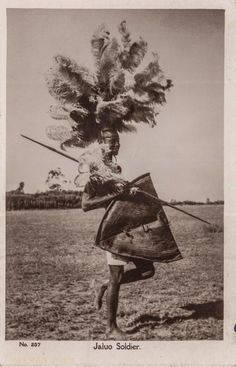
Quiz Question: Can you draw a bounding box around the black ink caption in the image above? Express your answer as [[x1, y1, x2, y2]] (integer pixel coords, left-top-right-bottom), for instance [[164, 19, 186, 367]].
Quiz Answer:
[[93, 342, 140, 350], [19, 342, 41, 347]]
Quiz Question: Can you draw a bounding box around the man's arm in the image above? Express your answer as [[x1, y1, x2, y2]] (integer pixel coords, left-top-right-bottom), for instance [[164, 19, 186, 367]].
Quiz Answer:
[[81, 179, 138, 212], [81, 191, 120, 212]]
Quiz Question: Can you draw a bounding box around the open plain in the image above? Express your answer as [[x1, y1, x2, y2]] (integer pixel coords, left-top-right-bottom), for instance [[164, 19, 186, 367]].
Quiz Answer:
[[6, 205, 223, 340]]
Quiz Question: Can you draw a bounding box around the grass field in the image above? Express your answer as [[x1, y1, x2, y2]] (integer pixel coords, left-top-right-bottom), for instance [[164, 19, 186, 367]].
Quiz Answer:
[[6, 205, 223, 340]]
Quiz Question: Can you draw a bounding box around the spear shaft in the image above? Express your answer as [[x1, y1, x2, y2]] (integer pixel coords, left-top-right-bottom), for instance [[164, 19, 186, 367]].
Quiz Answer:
[[21, 134, 211, 225], [21, 134, 79, 163], [138, 189, 211, 225]]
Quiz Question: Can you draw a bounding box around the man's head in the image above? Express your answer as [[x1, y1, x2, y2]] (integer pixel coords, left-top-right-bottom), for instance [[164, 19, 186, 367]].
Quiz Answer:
[[100, 128, 120, 157]]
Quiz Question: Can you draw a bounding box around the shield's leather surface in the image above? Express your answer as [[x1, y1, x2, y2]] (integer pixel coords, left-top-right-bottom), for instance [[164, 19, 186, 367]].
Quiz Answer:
[[95, 173, 182, 262]]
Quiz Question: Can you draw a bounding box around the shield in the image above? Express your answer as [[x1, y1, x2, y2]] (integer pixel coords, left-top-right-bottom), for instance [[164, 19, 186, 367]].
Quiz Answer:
[[95, 173, 182, 263]]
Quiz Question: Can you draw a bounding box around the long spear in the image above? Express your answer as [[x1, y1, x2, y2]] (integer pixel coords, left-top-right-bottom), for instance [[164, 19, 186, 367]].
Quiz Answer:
[[21, 134, 211, 225], [21, 134, 79, 163], [138, 189, 211, 225]]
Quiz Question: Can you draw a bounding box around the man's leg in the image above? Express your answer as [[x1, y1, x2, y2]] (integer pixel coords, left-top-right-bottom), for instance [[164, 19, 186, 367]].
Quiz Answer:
[[105, 260, 155, 338], [106, 265, 126, 338], [121, 258, 155, 284], [96, 257, 155, 309], [94, 252, 128, 310], [91, 279, 108, 310]]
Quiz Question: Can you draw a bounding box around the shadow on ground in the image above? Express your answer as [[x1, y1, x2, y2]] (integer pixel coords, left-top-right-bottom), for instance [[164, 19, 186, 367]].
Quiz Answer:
[[126, 300, 223, 334]]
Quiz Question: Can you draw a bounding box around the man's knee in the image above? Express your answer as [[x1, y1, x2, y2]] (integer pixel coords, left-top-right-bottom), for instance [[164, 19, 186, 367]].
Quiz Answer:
[[109, 265, 124, 285], [135, 261, 155, 279], [143, 264, 155, 278]]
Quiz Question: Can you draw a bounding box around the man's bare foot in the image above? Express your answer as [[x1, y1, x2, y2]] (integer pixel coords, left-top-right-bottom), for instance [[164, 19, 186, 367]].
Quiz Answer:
[[91, 280, 107, 310], [106, 327, 127, 340]]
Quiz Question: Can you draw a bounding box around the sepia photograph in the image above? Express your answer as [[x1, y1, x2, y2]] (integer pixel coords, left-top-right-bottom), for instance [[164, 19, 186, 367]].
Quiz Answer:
[[5, 8, 225, 344]]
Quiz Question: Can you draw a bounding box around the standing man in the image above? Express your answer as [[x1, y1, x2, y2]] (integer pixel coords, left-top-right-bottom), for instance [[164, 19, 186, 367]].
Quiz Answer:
[[82, 129, 155, 339]]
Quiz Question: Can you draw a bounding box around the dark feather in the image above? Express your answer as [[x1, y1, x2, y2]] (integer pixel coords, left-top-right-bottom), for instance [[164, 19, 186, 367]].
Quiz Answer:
[[60, 136, 88, 150], [46, 55, 96, 105], [121, 95, 157, 126], [119, 38, 147, 72], [118, 20, 131, 51], [134, 53, 161, 88], [117, 122, 137, 133], [96, 37, 125, 98], [91, 24, 111, 65], [96, 99, 129, 123]]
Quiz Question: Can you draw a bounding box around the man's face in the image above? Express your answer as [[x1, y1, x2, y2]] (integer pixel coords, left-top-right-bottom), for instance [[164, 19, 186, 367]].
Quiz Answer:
[[103, 136, 120, 156]]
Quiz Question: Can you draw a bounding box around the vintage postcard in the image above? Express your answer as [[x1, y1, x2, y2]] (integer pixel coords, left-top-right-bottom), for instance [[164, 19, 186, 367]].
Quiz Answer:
[[0, 0, 236, 366]]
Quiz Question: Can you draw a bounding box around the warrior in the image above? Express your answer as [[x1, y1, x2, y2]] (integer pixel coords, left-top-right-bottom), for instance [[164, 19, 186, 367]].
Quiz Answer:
[[44, 21, 183, 340], [82, 128, 155, 339]]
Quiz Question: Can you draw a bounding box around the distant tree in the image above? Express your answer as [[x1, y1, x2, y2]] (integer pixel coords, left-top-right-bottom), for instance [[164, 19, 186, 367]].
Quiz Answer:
[[45, 167, 72, 192], [7, 181, 25, 196], [213, 200, 224, 205], [6, 188, 83, 211], [15, 181, 25, 193], [206, 198, 211, 204]]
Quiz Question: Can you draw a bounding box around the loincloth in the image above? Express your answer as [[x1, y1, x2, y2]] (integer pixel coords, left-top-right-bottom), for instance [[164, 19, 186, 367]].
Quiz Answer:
[[106, 251, 130, 266]]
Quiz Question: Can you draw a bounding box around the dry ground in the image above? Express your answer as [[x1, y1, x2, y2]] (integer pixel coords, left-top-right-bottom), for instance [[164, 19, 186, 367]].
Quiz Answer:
[[6, 205, 223, 340]]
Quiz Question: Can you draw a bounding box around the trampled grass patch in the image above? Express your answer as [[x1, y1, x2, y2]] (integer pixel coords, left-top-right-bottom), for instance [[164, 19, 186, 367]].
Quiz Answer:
[[6, 205, 223, 340]]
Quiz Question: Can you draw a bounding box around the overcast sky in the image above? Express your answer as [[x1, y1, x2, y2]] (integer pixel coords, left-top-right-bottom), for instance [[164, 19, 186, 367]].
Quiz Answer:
[[6, 9, 224, 201]]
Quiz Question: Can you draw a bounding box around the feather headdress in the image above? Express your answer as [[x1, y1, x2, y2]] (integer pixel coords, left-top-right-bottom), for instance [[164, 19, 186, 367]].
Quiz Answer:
[[46, 21, 173, 150]]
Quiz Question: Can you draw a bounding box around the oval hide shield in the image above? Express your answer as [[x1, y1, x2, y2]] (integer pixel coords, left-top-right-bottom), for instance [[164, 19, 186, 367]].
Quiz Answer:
[[95, 173, 182, 263]]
